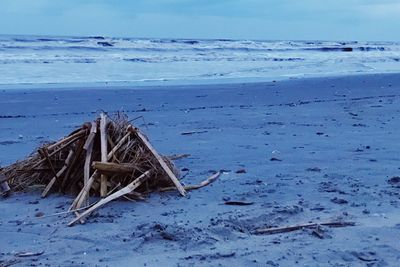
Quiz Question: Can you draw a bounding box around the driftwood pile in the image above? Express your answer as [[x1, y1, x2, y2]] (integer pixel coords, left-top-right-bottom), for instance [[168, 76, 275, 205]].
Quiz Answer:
[[0, 113, 220, 226]]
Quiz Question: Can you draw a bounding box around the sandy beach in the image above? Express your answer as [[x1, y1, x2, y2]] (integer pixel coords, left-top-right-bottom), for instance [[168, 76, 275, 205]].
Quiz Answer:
[[1, 73, 400, 266]]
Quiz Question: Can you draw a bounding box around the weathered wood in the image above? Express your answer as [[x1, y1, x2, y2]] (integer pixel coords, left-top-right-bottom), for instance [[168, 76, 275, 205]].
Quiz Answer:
[[92, 161, 136, 174], [252, 221, 356, 235], [107, 135, 115, 149], [41, 149, 74, 198], [130, 127, 186, 196], [31, 133, 84, 169], [160, 171, 221, 192], [69, 172, 99, 211], [46, 129, 86, 151], [68, 170, 151, 226], [69, 131, 131, 211], [100, 113, 108, 197], [60, 138, 85, 191], [83, 122, 97, 150], [82, 122, 97, 206], [15, 251, 45, 257], [38, 148, 58, 178]]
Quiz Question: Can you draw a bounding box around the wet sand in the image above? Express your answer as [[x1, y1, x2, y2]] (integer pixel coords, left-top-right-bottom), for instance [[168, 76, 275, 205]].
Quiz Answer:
[[1, 73, 400, 266]]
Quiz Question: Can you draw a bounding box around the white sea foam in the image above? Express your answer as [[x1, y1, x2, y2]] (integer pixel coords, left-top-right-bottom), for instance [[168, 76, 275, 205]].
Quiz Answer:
[[0, 35, 399, 87]]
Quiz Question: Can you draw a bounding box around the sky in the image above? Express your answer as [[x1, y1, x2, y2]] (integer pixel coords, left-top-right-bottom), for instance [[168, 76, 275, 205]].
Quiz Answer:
[[0, 0, 399, 41]]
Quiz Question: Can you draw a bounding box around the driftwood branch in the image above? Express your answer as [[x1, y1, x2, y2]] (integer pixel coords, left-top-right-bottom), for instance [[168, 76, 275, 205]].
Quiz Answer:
[[159, 171, 221, 192], [168, 154, 191, 160], [252, 221, 356, 235]]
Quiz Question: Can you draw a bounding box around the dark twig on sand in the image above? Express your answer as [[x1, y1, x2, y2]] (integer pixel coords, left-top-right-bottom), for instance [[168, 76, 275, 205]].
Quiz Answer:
[[252, 221, 355, 235]]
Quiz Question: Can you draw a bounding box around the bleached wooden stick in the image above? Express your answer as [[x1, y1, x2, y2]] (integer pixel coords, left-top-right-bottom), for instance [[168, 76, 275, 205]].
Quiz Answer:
[[168, 154, 191, 160], [82, 122, 97, 206], [83, 122, 97, 150], [68, 170, 151, 226], [159, 171, 221, 192], [100, 113, 108, 197]]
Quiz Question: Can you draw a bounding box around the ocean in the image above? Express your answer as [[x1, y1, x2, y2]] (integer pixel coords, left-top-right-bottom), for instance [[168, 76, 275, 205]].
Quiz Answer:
[[0, 35, 399, 88]]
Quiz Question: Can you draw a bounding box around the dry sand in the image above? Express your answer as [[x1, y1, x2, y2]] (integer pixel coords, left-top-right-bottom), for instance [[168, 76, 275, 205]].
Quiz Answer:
[[1, 73, 400, 266]]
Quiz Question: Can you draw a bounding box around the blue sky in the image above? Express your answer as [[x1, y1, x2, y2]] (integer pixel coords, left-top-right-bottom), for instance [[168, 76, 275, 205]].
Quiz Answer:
[[0, 0, 399, 41]]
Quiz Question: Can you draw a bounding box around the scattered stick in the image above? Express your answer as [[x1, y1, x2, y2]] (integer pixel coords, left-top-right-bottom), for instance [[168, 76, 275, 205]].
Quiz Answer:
[[168, 154, 191, 160], [252, 221, 356, 235], [159, 171, 221, 192], [224, 201, 254, 206], [37, 202, 98, 218], [15, 251, 44, 257], [68, 170, 151, 226], [181, 130, 208, 136], [0, 258, 20, 266]]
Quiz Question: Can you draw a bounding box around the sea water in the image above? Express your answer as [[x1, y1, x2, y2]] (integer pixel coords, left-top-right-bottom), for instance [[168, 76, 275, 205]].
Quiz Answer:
[[0, 35, 399, 88]]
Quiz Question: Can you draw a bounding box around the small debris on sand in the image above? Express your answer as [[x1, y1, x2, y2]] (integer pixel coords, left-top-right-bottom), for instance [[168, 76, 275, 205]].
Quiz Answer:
[[387, 176, 400, 187], [235, 169, 246, 174]]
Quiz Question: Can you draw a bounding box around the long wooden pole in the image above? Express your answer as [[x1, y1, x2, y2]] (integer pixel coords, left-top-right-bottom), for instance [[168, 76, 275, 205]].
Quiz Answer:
[[100, 113, 108, 197], [82, 121, 97, 206]]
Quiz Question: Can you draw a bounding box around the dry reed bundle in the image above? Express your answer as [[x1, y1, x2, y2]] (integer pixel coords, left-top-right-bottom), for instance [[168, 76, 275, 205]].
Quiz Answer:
[[0, 113, 222, 226]]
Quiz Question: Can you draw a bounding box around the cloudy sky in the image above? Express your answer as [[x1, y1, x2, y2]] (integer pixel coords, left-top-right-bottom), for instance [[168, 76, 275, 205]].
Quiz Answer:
[[0, 0, 399, 41]]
